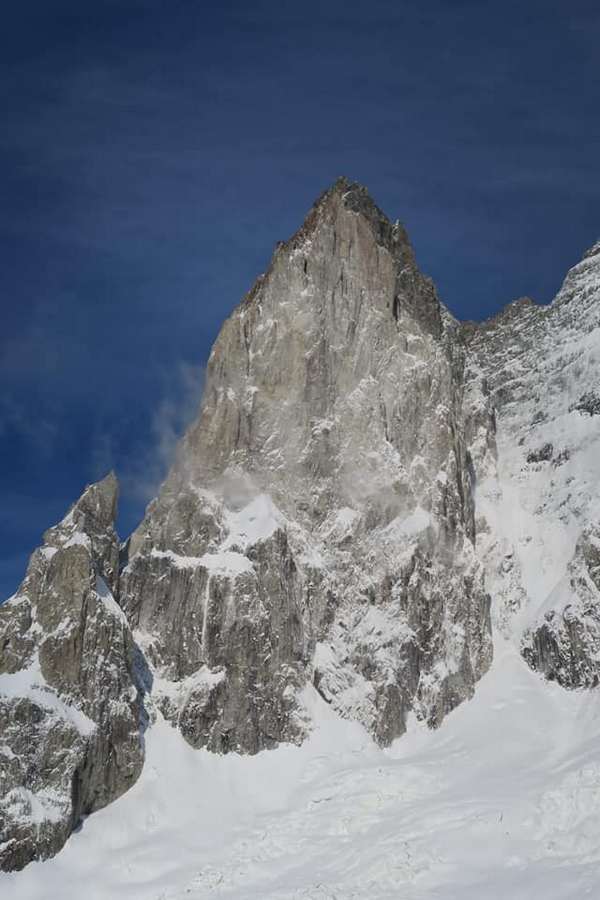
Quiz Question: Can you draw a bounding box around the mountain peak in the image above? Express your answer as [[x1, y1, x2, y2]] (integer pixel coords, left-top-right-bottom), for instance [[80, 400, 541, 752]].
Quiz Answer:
[[5, 178, 600, 883], [583, 238, 600, 260], [266, 177, 411, 271], [314, 175, 384, 212], [72, 471, 119, 533], [552, 235, 600, 309]]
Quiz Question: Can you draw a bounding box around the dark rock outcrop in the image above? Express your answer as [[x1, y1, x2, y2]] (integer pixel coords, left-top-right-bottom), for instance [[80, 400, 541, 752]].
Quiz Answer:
[[522, 527, 600, 688], [0, 474, 145, 871]]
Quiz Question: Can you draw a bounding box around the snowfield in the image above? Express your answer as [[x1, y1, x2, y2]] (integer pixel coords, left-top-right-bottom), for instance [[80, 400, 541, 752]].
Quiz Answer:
[[4, 642, 600, 900]]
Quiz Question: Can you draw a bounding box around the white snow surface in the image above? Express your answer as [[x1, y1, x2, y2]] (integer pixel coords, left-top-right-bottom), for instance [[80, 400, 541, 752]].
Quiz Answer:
[[0, 657, 96, 737], [3, 786, 65, 826], [466, 246, 600, 637], [222, 493, 283, 551], [150, 548, 254, 577], [4, 645, 600, 899], [146, 494, 284, 578]]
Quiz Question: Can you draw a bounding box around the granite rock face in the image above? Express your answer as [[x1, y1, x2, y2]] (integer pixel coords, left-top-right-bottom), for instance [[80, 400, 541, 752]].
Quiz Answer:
[[0, 474, 145, 871], [121, 178, 493, 753], [463, 238, 600, 674]]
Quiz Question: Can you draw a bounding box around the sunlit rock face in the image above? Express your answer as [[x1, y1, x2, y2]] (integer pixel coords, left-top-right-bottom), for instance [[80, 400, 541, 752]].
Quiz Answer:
[[120, 178, 493, 754]]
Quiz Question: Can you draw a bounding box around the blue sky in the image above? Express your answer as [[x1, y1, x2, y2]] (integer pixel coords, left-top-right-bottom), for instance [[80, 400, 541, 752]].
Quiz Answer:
[[1, 0, 599, 597]]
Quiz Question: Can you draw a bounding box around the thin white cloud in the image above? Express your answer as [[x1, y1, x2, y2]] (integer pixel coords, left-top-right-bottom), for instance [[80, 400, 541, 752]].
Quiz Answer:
[[121, 361, 205, 503]]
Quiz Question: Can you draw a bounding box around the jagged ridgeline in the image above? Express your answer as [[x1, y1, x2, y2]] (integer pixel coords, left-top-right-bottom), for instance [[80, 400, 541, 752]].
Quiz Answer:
[[2, 178, 599, 871]]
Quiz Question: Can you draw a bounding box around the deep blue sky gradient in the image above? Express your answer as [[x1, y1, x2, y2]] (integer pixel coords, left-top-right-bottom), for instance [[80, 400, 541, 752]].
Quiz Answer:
[[2, 0, 599, 597]]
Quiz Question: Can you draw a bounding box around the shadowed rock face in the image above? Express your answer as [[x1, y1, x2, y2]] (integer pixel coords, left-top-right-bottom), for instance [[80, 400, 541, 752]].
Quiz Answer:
[[0, 474, 146, 871]]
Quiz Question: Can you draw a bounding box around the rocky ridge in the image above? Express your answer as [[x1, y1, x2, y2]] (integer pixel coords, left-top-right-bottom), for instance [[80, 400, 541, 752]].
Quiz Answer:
[[463, 237, 600, 676], [1, 178, 599, 870], [0, 474, 146, 870]]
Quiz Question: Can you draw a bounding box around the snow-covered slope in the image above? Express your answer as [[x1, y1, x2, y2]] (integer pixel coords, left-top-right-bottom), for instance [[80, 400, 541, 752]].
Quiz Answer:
[[4, 644, 600, 900], [465, 239, 600, 680]]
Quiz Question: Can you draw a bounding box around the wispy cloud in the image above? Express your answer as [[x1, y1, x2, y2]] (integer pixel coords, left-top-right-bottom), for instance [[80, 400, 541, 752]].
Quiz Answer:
[[0, 396, 59, 457], [121, 361, 205, 504]]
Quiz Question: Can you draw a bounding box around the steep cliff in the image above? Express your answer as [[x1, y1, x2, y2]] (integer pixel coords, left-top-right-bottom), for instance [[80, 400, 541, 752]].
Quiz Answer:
[[0, 475, 146, 870], [121, 177, 493, 753]]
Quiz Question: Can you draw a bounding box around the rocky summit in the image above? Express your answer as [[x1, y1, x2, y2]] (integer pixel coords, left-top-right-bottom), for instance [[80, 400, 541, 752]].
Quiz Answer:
[[1, 178, 599, 871]]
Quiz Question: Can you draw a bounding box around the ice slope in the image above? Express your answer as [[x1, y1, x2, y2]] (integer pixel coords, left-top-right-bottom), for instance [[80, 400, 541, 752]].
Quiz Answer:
[[4, 642, 600, 900]]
